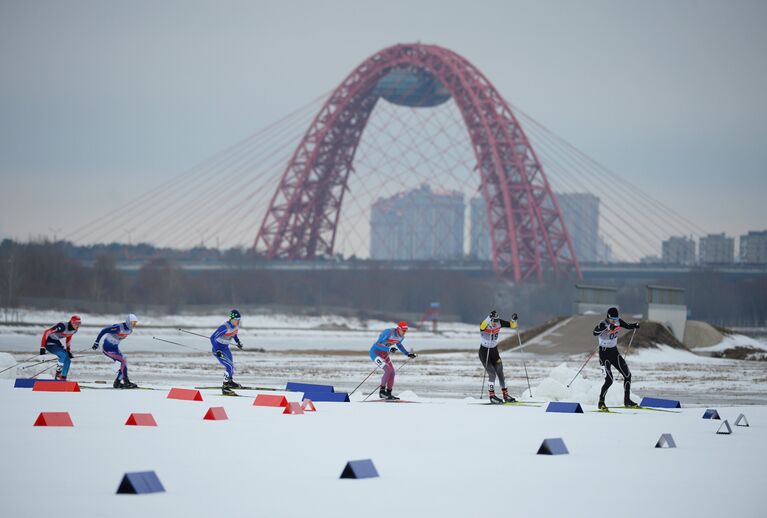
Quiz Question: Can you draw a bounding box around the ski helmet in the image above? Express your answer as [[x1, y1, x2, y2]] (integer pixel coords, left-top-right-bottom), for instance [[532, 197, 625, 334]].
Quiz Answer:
[[127, 314, 138, 327], [606, 307, 619, 320], [229, 309, 241, 321], [397, 321, 409, 333], [69, 315, 81, 328]]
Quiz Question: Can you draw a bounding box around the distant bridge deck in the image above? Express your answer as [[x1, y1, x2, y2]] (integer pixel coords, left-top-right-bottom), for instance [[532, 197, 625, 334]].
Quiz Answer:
[[99, 259, 767, 279]]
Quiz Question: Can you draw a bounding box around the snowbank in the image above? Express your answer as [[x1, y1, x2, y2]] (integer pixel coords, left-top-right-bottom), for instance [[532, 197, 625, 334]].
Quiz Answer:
[[519, 362, 640, 406], [0, 352, 17, 379]]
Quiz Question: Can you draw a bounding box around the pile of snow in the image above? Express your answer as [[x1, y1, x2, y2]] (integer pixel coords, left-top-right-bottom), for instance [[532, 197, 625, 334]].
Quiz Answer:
[[519, 362, 640, 406], [0, 352, 17, 379], [695, 334, 767, 360], [629, 344, 720, 363]]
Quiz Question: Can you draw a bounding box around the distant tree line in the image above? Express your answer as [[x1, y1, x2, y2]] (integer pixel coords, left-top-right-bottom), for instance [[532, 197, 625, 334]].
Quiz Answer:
[[0, 239, 765, 326]]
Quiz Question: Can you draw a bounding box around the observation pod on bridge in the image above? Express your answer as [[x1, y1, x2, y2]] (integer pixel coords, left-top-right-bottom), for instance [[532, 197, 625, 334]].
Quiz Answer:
[[254, 43, 581, 282]]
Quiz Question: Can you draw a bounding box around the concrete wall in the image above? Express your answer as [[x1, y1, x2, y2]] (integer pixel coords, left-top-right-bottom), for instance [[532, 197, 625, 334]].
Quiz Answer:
[[646, 303, 687, 342]]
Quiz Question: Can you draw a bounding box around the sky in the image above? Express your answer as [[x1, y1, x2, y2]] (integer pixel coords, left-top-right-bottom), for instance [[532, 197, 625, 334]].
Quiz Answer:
[[1, 0, 765, 247]]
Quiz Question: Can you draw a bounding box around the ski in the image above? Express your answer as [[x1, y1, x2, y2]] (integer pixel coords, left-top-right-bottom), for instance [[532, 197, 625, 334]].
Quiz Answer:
[[477, 401, 543, 407], [364, 399, 419, 404], [194, 385, 286, 392], [80, 384, 159, 391], [615, 406, 681, 413], [589, 408, 630, 414], [218, 390, 246, 397]]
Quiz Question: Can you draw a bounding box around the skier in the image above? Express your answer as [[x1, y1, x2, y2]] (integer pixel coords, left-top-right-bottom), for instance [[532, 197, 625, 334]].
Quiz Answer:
[[593, 307, 641, 410], [369, 321, 416, 400], [479, 310, 518, 404], [40, 315, 81, 380], [92, 314, 139, 389], [210, 309, 244, 394]]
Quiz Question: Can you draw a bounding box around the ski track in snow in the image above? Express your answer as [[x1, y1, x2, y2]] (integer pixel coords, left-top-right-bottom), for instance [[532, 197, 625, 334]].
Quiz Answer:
[[0, 379, 765, 518]]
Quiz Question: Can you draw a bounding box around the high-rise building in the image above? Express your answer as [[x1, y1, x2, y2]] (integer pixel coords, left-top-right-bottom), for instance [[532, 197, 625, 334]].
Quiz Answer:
[[699, 233, 734, 264], [662, 236, 696, 265], [370, 184, 464, 260], [469, 196, 490, 260], [740, 230, 767, 264], [555, 192, 600, 263]]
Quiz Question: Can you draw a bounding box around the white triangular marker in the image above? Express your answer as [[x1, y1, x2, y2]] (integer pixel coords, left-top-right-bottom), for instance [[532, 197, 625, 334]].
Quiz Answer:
[[655, 433, 677, 448], [734, 413, 749, 427], [716, 420, 732, 435]]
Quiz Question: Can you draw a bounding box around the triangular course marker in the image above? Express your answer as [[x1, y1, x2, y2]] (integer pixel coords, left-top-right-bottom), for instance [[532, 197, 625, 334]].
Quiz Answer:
[[702, 408, 720, 420], [340, 459, 379, 479], [125, 413, 157, 426], [167, 388, 203, 401], [253, 394, 288, 407], [283, 402, 304, 415], [545, 402, 583, 414], [537, 438, 569, 455], [655, 433, 677, 448], [716, 420, 732, 435], [203, 407, 228, 420], [734, 413, 749, 427], [116, 471, 165, 494], [33, 412, 74, 427], [301, 399, 317, 412]]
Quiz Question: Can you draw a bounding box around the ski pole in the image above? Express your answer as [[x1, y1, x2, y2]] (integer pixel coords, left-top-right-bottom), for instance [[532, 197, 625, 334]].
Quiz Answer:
[[480, 346, 490, 399], [516, 329, 533, 398], [152, 337, 203, 351], [349, 366, 379, 397], [20, 346, 93, 369], [624, 328, 637, 356], [362, 356, 413, 402], [566, 347, 598, 388], [177, 328, 209, 339], [0, 352, 44, 375], [30, 362, 57, 379]]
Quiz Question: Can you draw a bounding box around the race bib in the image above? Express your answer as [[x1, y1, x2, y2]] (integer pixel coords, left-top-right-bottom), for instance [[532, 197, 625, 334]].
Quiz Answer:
[[374, 357, 385, 368]]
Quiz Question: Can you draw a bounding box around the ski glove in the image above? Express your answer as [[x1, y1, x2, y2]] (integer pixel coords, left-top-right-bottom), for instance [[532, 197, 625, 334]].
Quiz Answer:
[[67, 350, 74, 359], [215, 350, 224, 359], [92, 341, 99, 350], [235, 342, 243, 349], [39, 347, 46, 355], [389, 346, 399, 353], [511, 313, 518, 322], [407, 352, 417, 359], [628, 322, 640, 330]]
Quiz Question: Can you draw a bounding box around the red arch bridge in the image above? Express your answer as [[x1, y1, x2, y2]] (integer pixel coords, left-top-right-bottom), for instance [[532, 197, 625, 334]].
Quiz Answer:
[[68, 43, 706, 283]]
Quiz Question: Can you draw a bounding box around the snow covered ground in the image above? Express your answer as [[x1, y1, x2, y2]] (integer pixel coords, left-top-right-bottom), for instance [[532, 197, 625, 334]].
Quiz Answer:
[[0, 378, 764, 518], [2, 309, 767, 516]]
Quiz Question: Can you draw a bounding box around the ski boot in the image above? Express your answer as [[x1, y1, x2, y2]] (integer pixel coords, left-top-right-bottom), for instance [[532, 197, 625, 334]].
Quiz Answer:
[[624, 398, 639, 408], [223, 378, 242, 389], [122, 376, 138, 389], [502, 388, 516, 403], [113, 378, 123, 389], [598, 400, 609, 412], [488, 390, 504, 404], [54, 369, 66, 381], [222, 386, 237, 396], [379, 386, 388, 399], [383, 389, 400, 401]]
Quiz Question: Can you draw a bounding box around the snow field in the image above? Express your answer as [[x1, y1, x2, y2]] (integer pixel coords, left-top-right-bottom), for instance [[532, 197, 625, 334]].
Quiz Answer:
[[0, 380, 765, 518]]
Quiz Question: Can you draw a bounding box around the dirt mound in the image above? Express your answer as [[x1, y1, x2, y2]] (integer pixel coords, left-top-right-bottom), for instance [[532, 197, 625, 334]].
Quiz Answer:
[[497, 316, 568, 352], [618, 321, 686, 349], [684, 320, 724, 348], [710, 346, 767, 361]]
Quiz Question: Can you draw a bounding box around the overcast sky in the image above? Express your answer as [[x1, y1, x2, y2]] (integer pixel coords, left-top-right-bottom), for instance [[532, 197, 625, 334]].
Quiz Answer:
[[1, 0, 765, 245]]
